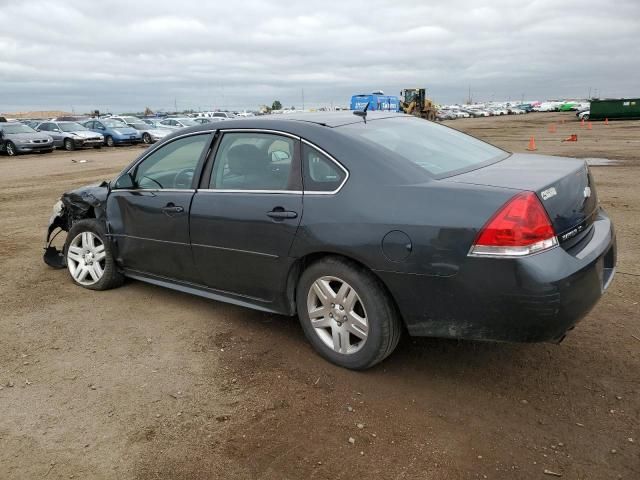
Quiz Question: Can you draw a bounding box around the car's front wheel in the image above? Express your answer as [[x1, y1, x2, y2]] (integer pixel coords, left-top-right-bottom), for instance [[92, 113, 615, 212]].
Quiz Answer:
[[64, 219, 123, 291], [105, 136, 114, 147], [5, 141, 17, 156], [142, 132, 152, 144], [64, 138, 75, 151], [296, 256, 401, 370]]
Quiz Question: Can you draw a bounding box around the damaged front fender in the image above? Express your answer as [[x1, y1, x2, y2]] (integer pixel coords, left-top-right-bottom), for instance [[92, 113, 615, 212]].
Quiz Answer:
[[43, 181, 110, 268]]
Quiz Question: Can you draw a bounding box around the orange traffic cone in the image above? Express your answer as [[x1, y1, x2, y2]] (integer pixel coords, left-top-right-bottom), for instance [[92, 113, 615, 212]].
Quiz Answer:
[[604, 118, 609, 125], [527, 136, 537, 151], [562, 134, 578, 142], [548, 124, 557, 133], [580, 118, 585, 127], [587, 121, 592, 130]]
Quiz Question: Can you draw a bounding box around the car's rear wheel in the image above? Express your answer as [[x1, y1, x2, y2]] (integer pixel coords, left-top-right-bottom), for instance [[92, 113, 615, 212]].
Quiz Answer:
[[296, 256, 401, 370], [105, 136, 114, 147], [142, 132, 152, 144], [64, 219, 123, 291], [64, 138, 75, 151], [5, 141, 17, 156]]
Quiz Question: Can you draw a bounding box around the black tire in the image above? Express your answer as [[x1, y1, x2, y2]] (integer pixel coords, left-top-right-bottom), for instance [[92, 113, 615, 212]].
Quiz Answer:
[[105, 136, 114, 147], [93, 145, 102, 149], [296, 256, 401, 370], [5, 141, 17, 156], [64, 138, 75, 151], [583, 114, 589, 121], [142, 132, 152, 144], [63, 219, 124, 291]]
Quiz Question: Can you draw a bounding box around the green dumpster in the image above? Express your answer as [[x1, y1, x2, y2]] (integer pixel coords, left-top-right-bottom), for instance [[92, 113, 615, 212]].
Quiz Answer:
[[590, 98, 640, 120]]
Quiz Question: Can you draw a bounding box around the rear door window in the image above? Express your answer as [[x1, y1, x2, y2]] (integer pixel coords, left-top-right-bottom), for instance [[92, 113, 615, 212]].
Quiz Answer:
[[210, 132, 299, 191]]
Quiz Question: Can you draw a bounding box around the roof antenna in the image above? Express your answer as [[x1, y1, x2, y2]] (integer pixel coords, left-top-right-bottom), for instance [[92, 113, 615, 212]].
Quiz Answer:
[[353, 101, 369, 123]]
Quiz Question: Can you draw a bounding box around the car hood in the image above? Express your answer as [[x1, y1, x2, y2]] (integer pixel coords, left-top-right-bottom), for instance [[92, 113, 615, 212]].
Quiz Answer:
[[6, 132, 51, 141], [68, 130, 102, 138], [147, 128, 171, 135]]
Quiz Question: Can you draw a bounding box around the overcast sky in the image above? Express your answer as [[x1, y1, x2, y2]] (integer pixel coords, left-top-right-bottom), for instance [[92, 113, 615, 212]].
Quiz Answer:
[[1, 0, 638, 113]]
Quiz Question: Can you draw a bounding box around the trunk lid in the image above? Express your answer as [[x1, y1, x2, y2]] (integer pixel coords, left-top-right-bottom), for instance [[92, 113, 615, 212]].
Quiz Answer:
[[445, 154, 598, 248]]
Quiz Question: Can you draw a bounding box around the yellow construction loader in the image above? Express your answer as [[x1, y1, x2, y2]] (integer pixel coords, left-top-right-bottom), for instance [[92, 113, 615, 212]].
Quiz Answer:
[[400, 88, 438, 121]]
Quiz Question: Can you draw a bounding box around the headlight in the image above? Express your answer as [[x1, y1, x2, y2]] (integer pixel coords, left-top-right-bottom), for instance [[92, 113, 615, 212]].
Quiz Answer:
[[46, 136, 53, 142], [52, 200, 63, 216], [99, 136, 104, 140]]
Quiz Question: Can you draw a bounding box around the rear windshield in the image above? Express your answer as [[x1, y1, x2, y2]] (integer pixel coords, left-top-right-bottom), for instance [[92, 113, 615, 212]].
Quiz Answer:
[[339, 116, 508, 177]]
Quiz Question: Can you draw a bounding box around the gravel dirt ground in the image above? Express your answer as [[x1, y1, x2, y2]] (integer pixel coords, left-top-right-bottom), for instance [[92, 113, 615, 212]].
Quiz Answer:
[[0, 112, 638, 479]]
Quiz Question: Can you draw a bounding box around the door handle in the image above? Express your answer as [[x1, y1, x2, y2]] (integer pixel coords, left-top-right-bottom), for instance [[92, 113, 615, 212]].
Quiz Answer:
[[162, 203, 184, 215], [267, 208, 298, 220]]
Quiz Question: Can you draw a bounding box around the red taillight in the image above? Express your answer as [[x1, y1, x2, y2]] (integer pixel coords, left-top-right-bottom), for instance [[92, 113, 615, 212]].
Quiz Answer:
[[469, 191, 558, 257]]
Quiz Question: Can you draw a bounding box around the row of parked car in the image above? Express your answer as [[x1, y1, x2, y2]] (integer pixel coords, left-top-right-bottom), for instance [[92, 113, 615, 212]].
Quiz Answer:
[[437, 100, 591, 121], [0, 114, 237, 156]]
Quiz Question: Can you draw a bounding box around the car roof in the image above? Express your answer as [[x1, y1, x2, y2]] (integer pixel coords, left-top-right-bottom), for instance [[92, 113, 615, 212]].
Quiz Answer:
[[230, 111, 406, 128]]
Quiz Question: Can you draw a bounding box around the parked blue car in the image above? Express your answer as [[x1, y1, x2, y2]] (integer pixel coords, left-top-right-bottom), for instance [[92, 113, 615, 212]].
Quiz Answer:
[[82, 119, 142, 147]]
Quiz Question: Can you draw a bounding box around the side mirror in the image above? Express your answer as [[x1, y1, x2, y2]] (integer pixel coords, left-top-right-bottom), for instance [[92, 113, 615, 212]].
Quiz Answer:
[[113, 172, 135, 190]]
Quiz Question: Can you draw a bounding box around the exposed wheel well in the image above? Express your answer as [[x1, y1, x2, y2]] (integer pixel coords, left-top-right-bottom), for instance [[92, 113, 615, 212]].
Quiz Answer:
[[285, 252, 403, 325]]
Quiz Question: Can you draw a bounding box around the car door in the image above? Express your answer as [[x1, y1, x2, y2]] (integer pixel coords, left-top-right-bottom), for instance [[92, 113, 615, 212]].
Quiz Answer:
[[84, 120, 100, 136], [190, 130, 303, 302], [39, 123, 63, 147], [106, 132, 213, 282]]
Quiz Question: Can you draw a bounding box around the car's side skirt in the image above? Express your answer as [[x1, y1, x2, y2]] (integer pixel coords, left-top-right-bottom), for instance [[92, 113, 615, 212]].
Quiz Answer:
[[123, 269, 290, 316]]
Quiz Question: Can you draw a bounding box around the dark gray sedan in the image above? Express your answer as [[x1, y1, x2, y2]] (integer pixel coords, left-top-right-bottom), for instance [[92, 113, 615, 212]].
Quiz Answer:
[[0, 122, 54, 156], [43, 112, 616, 369], [37, 121, 104, 151]]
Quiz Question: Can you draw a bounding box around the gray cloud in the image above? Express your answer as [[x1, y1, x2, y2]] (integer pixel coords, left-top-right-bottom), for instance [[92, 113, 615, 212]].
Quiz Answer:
[[1, 0, 638, 112]]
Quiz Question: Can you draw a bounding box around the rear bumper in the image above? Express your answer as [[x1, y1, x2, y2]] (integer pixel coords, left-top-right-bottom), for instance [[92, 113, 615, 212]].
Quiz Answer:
[[378, 209, 616, 343]]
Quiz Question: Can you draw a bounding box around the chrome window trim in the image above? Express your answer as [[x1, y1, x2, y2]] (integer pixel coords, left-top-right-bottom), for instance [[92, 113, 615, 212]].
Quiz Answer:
[[300, 139, 350, 195], [113, 188, 196, 193], [219, 128, 300, 140], [197, 189, 302, 195]]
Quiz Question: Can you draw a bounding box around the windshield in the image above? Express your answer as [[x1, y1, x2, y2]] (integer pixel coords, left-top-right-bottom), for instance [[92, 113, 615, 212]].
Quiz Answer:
[[178, 119, 198, 126], [1, 123, 36, 134], [103, 120, 127, 128], [339, 116, 509, 177], [121, 116, 140, 123], [59, 122, 87, 132], [129, 123, 149, 130]]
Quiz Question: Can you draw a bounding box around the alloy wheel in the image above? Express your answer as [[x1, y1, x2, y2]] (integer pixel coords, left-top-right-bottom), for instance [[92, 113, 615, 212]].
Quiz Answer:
[[67, 231, 106, 286], [307, 276, 369, 354], [6, 142, 16, 156]]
